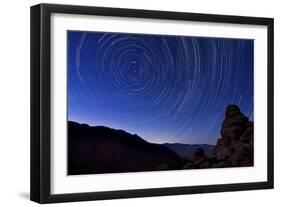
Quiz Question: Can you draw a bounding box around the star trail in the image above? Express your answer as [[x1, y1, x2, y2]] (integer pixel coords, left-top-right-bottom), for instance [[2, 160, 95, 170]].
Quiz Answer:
[[67, 31, 253, 145]]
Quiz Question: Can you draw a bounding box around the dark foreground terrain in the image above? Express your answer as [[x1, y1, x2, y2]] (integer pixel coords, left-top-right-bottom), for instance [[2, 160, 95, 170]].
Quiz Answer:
[[68, 105, 253, 175], [68, 121, 184, 175]]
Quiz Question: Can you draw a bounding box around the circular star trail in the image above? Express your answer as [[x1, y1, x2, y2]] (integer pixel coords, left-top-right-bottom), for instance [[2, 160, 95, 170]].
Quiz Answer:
[[68, 31, 253, 144]]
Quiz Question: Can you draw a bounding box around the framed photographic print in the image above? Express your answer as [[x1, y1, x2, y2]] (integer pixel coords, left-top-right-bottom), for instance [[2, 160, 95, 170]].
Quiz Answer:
[[30, 3, 274, 203]]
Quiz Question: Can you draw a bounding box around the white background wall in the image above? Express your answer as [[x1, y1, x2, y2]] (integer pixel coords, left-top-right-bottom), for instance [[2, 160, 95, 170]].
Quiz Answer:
[[0, 0, 279, 206]]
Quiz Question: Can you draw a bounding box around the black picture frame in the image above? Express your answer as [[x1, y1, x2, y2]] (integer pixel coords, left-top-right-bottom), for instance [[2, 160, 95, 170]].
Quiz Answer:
[[30, 3, 274, 204]]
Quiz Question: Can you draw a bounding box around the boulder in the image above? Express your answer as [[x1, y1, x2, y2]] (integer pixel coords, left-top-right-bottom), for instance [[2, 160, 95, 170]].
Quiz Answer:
[[212, 105, 254, 168], [182, 105, 253, 170]]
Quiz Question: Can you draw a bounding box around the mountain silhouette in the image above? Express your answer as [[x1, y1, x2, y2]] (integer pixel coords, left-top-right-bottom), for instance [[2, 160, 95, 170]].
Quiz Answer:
[[163, 143, 214, 159], [68, 121, 184, 175], [68, 105, 253, 174]]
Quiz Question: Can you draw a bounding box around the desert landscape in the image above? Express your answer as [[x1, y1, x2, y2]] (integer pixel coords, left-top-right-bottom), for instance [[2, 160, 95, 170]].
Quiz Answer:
[[68, 105, 253, 175]]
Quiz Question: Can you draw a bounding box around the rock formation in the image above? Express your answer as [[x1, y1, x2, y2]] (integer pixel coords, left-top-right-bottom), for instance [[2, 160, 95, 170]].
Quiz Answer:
[[68, 104, 253, 175], [182, 105, 253, 169]]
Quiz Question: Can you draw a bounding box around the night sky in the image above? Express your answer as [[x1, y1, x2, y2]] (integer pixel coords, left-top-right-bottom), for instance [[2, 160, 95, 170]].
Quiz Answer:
[[67, 31, 253, 145]]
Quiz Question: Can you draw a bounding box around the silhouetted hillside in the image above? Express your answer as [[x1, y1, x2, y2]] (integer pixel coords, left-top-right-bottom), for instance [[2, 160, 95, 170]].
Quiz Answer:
[[68, 121, 184, 175], [68, 105, 253, 175], [163, 143, 214, 159]]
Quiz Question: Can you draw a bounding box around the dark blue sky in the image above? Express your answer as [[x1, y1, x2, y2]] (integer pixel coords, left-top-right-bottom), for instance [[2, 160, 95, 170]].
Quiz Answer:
[[67, 31, 253, 145]]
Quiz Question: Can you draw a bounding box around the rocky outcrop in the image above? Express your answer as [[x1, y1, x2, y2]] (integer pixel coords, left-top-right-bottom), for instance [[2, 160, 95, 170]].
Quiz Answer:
[[182, 105, 253, 169], [214, 105, 253, 167], [68, 105, 253, 175]]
